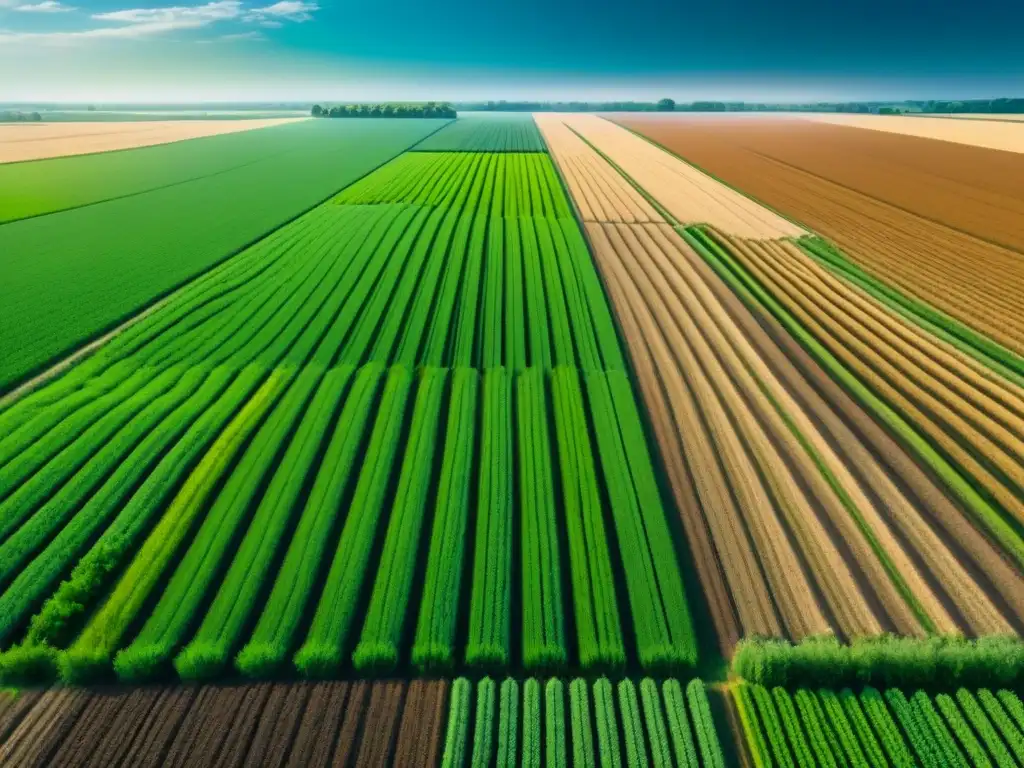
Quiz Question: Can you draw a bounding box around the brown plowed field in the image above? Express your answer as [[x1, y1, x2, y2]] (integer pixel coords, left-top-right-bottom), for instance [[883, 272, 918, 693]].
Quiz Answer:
[[709, 229, 1024, 569], [585, 220, 984, 643], [544, 119, 1024, 650], [555, 114, 804, 238], [615, 116, 1024, 354], [0, 680, 444, 768]]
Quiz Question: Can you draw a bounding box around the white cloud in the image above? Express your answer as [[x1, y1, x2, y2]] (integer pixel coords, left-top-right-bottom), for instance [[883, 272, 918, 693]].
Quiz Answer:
[[243, 0, 317, 24], [0, 0, 316, 44], [92, 1, 241, 25], [218, 29, 262, 40], [13, 1, 77, 12]]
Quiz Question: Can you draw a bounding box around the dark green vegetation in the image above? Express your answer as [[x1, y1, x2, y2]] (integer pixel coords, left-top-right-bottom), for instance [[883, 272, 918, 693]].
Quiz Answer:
[[735, 682, 1024, 768], [412, 116, 547, 152], [732, 636, 1024, 689], [441, 677, 726, 767], [0, 119, 448, 393], [0, 147, 696, 685], [311, 102, 457, 119]]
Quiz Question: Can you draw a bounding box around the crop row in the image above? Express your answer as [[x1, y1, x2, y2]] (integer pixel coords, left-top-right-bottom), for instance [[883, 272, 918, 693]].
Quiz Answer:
[[441, 677, 726, 767], [0, 679, 450, 767], [735, 682, 1024, 768], [0, 146, 695, 683], [412, 116, 547, 153], [334, 150, 572, 218], [0, 118, 446, 392], [544, 114, 1024, 672], [0, 363, 695, 682]]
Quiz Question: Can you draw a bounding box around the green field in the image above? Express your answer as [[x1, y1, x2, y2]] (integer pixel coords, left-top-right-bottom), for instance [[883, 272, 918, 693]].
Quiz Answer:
[[412, 115, 546, 152], [0, 119, 342, 223], [441, 677, 726, 767], [0, 119, 448, 392], [735, 682, 1024, 768], [0, 148, 697, 685]]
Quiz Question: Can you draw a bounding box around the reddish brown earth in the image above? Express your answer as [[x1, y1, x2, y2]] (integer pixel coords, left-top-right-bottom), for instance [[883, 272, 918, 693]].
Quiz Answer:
[[393, 680, 448, 768], [615, 115, 1024, 355], [0, 681, 446, 768]]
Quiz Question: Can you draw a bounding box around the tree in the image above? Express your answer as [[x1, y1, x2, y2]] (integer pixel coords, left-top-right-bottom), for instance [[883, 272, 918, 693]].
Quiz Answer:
[[656, 98, 675, 112], [311, 104, 323, 117]]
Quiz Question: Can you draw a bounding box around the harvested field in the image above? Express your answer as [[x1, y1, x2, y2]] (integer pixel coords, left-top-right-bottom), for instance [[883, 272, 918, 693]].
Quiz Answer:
[[0, 118, 308, 164], [615, 115, 1024, 354], [585, 221, 1020, 645], [543, 113, 803, 238], [534, 114, 660, 223], [0, 680, 447, 767], [803, 112, 1024, 153], [707, 229, 1024, 572]]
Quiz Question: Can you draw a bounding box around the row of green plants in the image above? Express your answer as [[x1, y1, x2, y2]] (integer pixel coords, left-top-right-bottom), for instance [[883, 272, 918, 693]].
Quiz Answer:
[[333, 151, 572, 219], [735, 681, 1024, 768], [733, 636, 1024, 688], [0, 119, 442, 391], [441, 677, 726, 767], [413, 116, 547, 153], [0, 145, 696, 684]]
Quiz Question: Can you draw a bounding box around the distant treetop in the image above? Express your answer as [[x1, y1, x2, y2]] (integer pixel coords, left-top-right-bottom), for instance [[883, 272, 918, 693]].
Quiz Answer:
[[310, 102, 456, 119]]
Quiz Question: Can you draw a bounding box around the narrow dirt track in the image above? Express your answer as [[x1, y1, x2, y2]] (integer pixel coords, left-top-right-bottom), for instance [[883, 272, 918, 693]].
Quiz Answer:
[[615, 116, 1024, 354]]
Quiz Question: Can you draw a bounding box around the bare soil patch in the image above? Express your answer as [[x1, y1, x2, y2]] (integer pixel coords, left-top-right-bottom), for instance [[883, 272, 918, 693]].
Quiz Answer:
[[0, 119, 308, 164], [615, 116, 1024, 354]]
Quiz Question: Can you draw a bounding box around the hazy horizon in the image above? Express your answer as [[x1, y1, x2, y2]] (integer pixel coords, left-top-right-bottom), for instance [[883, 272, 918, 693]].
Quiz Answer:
[[1, 0, 1020, 103]]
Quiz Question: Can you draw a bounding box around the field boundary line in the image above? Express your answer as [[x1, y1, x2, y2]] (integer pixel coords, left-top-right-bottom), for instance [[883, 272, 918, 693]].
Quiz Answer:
[[0, 292, 178, 412], [0, 148, 295, 227], [607, 118, 806, 232], [0, 119, 454, 404]]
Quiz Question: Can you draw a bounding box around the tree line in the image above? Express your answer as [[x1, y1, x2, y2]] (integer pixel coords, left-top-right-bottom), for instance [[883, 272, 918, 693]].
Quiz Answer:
[[311, 102, 456, 119], [0, 110, 42, 123]]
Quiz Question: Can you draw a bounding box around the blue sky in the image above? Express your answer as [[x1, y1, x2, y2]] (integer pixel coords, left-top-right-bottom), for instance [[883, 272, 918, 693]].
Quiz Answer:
[[1, 0, 1021, 102]]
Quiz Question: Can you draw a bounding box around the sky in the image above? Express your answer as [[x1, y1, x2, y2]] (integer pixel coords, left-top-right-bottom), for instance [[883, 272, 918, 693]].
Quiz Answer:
[[1, 0, 1021, 103]]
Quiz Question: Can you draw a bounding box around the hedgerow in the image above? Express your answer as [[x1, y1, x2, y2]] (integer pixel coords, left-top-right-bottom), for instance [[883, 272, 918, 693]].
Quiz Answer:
[[732, 635, 1024, 688]]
